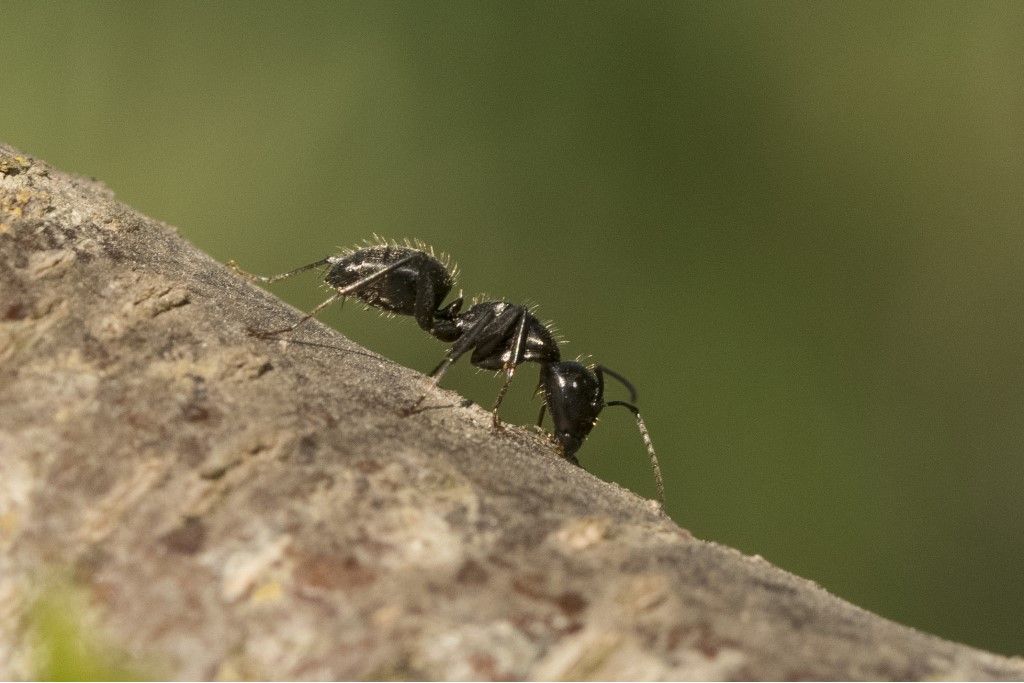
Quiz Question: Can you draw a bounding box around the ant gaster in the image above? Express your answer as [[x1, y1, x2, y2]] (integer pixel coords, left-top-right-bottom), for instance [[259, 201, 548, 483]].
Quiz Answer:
[[228, 243, 462, 337], [228, 238, 664, 504]]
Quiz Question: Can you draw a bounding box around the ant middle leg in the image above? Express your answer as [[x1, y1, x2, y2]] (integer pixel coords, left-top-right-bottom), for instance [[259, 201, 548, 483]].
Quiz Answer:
[[490, 363, 516, 430], [487, 311, 529, 429]]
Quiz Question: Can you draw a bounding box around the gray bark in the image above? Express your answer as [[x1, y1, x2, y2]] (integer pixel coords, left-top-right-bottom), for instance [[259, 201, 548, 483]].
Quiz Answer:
[[1, 143, 1022, 680]]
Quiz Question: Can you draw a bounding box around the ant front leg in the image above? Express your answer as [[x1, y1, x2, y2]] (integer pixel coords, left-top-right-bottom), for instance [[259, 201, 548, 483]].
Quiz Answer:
[[488, 311, 529, 429], [535, 396, 555, 439]]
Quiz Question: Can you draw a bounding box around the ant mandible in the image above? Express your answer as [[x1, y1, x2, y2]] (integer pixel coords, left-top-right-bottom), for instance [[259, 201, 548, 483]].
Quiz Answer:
[[228, 238, 665, 504]]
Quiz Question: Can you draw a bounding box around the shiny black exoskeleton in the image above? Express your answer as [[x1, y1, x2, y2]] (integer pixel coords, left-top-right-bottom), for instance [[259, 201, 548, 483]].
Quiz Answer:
[[421, 300, 562, 424], [538, 361, 664, 502], [229, 243, 463, 339], [430, 301, 560, 368], [324, 244, 462, 334]]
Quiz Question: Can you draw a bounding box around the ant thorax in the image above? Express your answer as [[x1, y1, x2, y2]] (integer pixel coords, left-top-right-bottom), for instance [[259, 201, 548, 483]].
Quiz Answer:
[[450, 301, 561, 370]]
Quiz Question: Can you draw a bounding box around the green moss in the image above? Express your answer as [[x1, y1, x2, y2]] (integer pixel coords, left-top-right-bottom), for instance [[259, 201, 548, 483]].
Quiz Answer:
[[30, 585, 147, 681]]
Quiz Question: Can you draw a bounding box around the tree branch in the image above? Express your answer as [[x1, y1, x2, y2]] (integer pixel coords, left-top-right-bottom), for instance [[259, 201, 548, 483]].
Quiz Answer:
[[1, 144, 1021, 680]]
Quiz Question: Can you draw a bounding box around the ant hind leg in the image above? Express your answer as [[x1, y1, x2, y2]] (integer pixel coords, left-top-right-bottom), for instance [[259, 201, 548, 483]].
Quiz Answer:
[[228, 258, 331, 284], [250, 292, 342, 338]]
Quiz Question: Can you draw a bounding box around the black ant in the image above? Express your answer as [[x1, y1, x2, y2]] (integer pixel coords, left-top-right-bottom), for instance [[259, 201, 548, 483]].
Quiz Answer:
[[228, 239, 665, 504]]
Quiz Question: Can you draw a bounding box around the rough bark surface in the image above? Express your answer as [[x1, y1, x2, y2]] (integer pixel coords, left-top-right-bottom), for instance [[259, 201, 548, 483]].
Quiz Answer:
[[0, 144, 1021, 681]]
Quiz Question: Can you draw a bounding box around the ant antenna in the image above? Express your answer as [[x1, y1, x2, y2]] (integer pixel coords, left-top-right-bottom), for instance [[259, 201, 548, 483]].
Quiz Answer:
[[597, 365, 638, 403], [595, 365, 662, 504], [605, 400, 664, 506]]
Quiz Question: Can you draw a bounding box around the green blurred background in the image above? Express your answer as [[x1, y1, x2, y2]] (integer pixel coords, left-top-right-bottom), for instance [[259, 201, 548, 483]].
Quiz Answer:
[[4, 0, 1022, 656]]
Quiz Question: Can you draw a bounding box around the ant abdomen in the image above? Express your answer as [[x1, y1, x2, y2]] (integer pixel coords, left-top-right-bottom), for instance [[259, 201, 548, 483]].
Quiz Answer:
[[325, 245, 453, 321]]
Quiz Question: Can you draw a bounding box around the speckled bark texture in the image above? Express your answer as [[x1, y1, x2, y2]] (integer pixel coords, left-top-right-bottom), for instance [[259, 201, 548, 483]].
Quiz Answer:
[[1, 144, 1022, 681]]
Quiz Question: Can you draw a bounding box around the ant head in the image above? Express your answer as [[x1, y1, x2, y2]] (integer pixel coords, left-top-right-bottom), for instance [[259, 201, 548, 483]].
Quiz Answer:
[[543, 362, 666, 504], [541, 361, 603, 458]]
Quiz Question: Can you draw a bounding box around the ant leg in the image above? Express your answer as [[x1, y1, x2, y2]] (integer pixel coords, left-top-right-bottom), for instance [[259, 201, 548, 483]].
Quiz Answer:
[[491, 364, 516, 430], [433, 303, 523, 426], [532, 381, 551, 433], [605, 400, 665, 506], [533, 396, 561, 445], [431, 304, 525, 382], [594, 364, 638, 403], [488, 311, 529, 429], [253, 292, 342, 337], [228, 258, 332, 284], [404, 308, 499, 415]]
